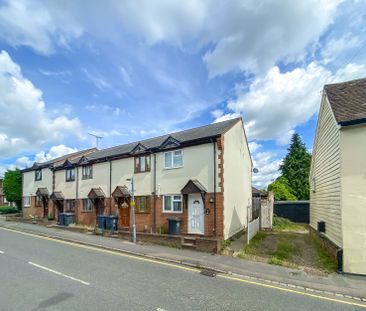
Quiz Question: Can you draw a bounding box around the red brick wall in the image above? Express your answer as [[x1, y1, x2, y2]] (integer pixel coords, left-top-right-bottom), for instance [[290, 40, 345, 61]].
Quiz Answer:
[[69, 193, 223, 237], [23, 196, 47, 218]]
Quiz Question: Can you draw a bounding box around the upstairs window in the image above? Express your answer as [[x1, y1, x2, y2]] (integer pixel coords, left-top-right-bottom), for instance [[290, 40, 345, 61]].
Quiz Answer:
[[82, 165, 93, 180], [65, 168, 75, 182], [135, 196, 151, 213], [35, 169, 42, 181], [164, 150, 183, 169], [135, 155, 151, 173]]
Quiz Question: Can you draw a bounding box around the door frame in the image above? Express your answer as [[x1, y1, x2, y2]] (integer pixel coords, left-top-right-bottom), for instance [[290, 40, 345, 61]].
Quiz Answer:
[[187, 193, 204, 235], [117, 198, 130, 228]]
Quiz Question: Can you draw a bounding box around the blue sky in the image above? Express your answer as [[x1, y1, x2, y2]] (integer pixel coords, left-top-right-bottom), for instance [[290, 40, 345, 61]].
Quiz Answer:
[[0, 0, 365, 188]]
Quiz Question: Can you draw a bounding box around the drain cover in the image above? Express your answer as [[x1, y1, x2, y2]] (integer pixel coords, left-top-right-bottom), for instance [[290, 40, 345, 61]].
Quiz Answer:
[[200, 268, 216, 277]]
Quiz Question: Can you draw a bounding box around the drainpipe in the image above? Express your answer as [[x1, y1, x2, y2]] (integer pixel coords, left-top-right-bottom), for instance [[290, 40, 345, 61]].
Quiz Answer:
[[212, 139, 217, 237], [109, 158, 112, 215], [153, 153, 157, 233], [75, 166, 79, 221]]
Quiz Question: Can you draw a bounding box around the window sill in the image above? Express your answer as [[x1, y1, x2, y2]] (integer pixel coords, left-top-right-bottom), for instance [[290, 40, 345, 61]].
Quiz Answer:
[[136, 212, 151, 214], [134, 170, 151, 174], [81, 210, 93, 213], [81, 177, 93, 180], [162, 211, 183, 214], [163, 166, 183, 170], [66, 180, 75, 183]]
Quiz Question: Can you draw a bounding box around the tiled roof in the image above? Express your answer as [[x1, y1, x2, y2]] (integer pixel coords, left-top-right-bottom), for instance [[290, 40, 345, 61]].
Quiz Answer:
[[324, 77, 366, 125], [71, 117, 241, 163]]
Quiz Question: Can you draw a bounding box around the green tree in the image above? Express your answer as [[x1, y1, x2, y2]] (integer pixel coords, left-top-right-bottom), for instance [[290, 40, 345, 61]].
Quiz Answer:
[[3, 169, 22, 209], [268, 177, 297, 201], [279, 133, 311, 200]]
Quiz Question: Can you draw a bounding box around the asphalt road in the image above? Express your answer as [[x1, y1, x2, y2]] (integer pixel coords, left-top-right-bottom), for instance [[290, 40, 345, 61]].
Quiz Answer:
[[0, 227, 364, 311]]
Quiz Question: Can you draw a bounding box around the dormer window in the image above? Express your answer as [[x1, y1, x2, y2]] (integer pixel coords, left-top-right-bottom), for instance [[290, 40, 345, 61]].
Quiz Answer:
[[82, 165, 93, 180], [66, 168, 75, 182], [135, 155, 151, 173], [164, 150, 183, 169], [35, 169, 42, 181]]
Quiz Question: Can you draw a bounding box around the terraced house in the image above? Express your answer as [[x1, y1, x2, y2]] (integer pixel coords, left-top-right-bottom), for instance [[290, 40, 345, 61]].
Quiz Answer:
[[22, 118, 252, 242]]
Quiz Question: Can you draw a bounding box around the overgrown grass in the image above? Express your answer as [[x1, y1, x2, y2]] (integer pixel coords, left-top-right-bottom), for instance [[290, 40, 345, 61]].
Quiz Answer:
[[0, 205, 19, 214], [268, 235, 296, 265], [238, 232, 266, 258], [309, 234, 337, 272], [273, 215, 305, 232]]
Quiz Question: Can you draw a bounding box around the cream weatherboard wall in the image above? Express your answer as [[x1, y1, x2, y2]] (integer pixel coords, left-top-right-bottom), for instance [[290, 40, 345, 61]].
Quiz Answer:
[[310, 96, 342, 247], [340, 124, 366, 274], [223, 121, 252, 239], [22, 168, 53, 196]]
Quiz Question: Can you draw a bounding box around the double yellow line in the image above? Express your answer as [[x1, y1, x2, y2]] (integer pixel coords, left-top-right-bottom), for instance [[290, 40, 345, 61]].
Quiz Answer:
[[1, 226, 365, 308]]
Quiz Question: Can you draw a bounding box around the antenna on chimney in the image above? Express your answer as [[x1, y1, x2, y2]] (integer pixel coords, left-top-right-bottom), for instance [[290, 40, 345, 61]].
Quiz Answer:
[[88, 132, 103, 149]]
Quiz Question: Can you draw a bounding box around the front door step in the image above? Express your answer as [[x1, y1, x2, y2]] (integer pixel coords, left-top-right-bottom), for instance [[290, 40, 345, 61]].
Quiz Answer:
[[181, 237, 197, 249]]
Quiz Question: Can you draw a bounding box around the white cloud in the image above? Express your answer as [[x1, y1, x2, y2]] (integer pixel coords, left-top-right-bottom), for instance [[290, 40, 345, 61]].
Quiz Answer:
[[82, 68, 112, 90], [321, 33, 362, 64], [34, 144, 78, 163], [216, 62, 366, 143], [0, 0, 82, 55], [0, 50, 82, 157], [248, 142, 262, 154], [0, 0, 343, 77], [120, 66, 133, 87], [203, 0, 341, 77], [252, 151, 282, 189]]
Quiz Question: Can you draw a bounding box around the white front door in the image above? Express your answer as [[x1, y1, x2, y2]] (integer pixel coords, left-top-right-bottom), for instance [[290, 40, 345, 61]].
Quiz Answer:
[[188, 193, 204, 235]]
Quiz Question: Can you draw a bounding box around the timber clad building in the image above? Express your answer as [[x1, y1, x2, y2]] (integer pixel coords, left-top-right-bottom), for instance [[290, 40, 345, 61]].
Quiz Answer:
[[310, 78, 366, 275], [22, 118, 252, 241]]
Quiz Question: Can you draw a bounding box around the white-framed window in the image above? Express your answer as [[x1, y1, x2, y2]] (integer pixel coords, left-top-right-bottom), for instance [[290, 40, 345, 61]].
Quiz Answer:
[[23, 196, 31, 207], [82, 165, 93, 180], [164, 150, 183, 169], [35, 169, 42, 181], [163, 195, 183, 213], [65, 168, 75, 182], [82, 198, 92, 211]]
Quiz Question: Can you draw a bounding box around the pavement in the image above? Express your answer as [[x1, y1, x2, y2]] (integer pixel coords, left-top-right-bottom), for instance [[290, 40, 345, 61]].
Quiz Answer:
[[1, 217, 366, 304]]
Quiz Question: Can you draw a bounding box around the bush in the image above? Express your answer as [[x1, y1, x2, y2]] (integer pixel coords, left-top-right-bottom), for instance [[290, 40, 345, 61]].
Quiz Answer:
[[0, 205, 19, 214]]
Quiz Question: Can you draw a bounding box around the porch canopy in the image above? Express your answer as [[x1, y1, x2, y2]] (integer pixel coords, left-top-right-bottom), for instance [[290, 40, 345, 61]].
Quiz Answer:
[[36, 187, 49, 198], [181, 179, 207, 203], [112, 186, 131, 198], [50, 191, 64, 201], [88, 187, 106, 200]]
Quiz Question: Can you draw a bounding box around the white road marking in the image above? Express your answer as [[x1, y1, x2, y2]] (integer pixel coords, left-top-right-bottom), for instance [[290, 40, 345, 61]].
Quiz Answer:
[[28, 261, 90, 286], [0, 250, 4, 254]]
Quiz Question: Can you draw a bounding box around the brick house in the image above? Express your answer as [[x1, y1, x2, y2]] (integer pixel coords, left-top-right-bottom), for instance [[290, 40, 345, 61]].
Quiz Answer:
[[0, 178, 8, 206], [22, 118, 252, 241]]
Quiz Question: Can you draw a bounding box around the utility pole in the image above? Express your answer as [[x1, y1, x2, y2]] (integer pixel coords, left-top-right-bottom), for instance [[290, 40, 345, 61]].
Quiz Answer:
[[127, 176, 137, 243], [88, 132, 103, 149]]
